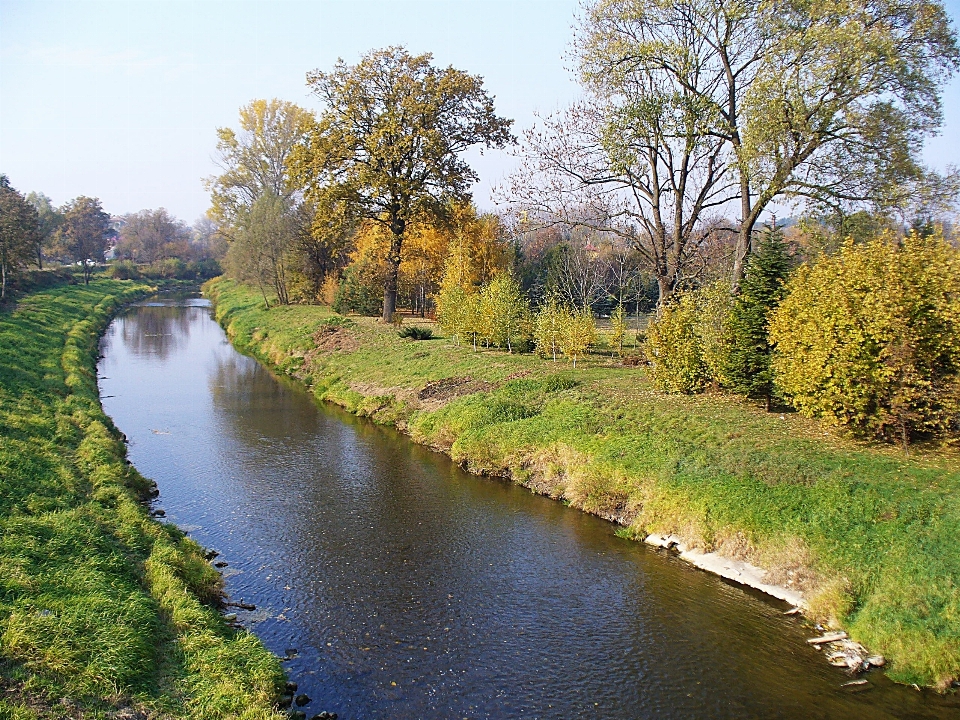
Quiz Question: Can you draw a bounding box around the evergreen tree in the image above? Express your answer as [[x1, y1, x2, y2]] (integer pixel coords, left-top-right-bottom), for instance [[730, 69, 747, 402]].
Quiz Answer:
[[725, 227, 792, 409]]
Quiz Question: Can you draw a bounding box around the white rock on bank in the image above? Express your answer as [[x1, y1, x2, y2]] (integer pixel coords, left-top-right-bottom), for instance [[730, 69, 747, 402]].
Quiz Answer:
[[643, 534, 807, 609]]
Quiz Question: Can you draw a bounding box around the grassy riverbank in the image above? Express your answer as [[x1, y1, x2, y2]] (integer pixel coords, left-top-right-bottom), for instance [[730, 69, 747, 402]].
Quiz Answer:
[[0, 280, 284, 719], [206, 277, 960, 690]]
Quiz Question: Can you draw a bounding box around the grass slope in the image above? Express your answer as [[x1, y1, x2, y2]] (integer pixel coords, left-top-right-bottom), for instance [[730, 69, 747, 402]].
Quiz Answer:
[[207, 278, 960, 690], [0, 280, 284, 719]]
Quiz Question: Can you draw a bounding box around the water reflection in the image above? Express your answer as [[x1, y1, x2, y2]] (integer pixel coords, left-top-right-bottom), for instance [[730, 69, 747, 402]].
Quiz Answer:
[[98, 297, 960, 720]]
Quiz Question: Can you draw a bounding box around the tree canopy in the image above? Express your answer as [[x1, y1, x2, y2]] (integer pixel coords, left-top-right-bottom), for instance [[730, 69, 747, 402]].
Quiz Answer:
[[0, 176, 41, 299], [569, 0, 959, 287], [57, 197, 114, 284], [291, 46, 514, 321]]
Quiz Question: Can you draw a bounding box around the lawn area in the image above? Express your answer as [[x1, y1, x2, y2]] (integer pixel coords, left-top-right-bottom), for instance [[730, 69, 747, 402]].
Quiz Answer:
[[208, 277, 960, 689], [0, 280, 284, 719]]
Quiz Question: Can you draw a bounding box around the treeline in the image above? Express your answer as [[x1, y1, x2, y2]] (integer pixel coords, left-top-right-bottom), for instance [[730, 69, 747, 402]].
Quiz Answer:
[[0, 174, 224, 298], [207, 0, 960, 448]]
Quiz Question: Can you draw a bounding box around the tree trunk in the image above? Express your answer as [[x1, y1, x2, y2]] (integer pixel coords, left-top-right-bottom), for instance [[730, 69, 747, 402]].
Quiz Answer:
[[731, 176, 754, 291], [1, 262, 6, 301], [382, 230, 403, 322]]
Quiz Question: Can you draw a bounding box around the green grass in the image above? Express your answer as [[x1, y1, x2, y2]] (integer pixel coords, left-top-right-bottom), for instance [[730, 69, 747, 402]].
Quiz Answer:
[[0, 280, 285, 719], [208, 277, 960, 689]]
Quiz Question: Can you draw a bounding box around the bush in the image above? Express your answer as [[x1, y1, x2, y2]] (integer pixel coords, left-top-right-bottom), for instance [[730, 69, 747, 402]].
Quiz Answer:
[[109, 260, 141, 280], [398, 325, 434, 340], [644, 283, 735, 393], [645, 293, 705, 393], [769, 231, 960, 446]]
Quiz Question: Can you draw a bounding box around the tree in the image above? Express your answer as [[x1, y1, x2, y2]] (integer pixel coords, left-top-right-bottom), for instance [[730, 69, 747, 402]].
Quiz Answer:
[[558, 308, 597, 368], [292, 46, 514, 322], [506, 93, 733, 305], [24, 191, 62, 269], [205, 99, 315, 237], [769, 231, 960, 447], [225, 192, 297, 307], [724, 227, 792, 408], [57, 197, 113, 284], [577, 0, 959, 289], [0, 176, 41, 299], [116, 208, 191, 263], [610, 302, 629, 357], [478, 273, 530, 352], [533, 298, 567, 361]]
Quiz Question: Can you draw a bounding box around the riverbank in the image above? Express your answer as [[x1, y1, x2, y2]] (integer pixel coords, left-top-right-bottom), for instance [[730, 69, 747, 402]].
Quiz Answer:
[[206, 277, 960, 690], [0, 280, 285, 719]]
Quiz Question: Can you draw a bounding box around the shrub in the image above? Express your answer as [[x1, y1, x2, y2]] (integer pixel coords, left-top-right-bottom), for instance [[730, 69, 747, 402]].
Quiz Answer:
[[398, 325, 434, 340], [644, 282, 736, 394], [769, 231, 960, 446], [645, 293, 705, 393], [109, 260, 141, 280]]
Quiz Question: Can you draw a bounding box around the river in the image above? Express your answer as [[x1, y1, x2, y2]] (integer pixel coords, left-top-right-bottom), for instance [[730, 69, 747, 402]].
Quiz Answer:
[[97, 295, 958, 719]]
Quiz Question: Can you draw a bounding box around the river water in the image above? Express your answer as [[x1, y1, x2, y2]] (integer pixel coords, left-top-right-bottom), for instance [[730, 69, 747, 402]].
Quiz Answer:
[[97, 295, 958, 720]]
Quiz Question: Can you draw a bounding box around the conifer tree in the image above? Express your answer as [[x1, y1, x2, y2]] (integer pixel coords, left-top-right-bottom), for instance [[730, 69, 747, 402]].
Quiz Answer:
[[725, 227, 792, 409]]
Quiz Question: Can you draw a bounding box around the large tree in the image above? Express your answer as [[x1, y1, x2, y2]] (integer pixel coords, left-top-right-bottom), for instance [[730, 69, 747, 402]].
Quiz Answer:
[[0, 176, 41, 300], [57, 197, 114, 284], [205, 98, 315, 237], [578, 0, 959, 287], [507, 73, 735, 305], [292, 46, 514, 321], [116, 208, 191, 263]]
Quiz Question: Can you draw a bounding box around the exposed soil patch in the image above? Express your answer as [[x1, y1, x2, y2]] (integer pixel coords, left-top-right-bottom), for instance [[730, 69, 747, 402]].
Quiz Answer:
[[313, 324, 360, 354], [417, 376, 496, 410]]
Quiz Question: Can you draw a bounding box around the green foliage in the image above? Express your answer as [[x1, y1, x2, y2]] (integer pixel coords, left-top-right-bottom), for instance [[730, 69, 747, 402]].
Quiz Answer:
[[399, 325, 434, 340], [0, 178, 41, 300], [770, 231, 960, 445], [725, 228, 792, 405], [332, 264, 382, 316]]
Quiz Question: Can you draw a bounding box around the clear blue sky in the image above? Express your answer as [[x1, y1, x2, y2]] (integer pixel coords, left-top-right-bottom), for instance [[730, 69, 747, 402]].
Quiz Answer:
[[1, 0, 958, 223]]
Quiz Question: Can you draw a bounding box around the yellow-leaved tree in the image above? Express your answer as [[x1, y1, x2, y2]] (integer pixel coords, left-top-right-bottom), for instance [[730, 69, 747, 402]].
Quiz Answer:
[[769, 230, 960, 447]]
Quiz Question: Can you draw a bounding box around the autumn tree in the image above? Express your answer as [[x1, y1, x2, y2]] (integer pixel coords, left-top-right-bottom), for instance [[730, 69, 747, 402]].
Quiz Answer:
[[205, 99, 315, 237], [578, 0, 960, 287], [292, 47, 514, 322], [478, 273, 530, 352], [57, 197, 114, 284], [116, 208, 191, 263], [0, 176, 41, 299]]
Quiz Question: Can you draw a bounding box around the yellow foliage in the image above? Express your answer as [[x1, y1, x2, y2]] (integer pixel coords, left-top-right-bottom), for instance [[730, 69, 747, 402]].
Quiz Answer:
[[769, 231, 960, 444]]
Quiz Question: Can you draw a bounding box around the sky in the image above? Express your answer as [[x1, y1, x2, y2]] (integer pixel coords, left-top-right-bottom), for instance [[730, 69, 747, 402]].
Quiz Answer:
[[1, 0, 959, 224]]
